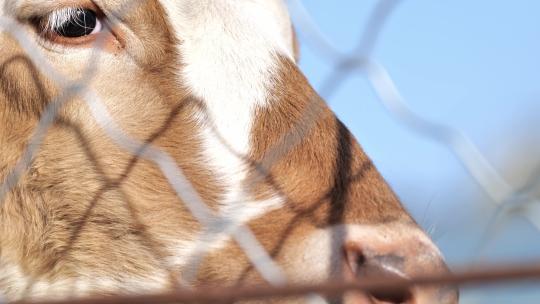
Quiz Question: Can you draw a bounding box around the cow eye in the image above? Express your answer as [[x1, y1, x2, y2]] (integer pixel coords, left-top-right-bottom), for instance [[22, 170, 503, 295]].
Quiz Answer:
[[34, 6, 122, 50], [41, 8, 103, 39]]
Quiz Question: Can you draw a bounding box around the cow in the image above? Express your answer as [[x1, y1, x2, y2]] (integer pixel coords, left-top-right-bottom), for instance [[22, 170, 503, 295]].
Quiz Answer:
[[0, 1, 458, 303]]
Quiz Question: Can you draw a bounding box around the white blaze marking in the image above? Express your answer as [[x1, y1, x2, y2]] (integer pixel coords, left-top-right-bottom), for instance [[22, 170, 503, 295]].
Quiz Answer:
[[158, 0, 296, 262]]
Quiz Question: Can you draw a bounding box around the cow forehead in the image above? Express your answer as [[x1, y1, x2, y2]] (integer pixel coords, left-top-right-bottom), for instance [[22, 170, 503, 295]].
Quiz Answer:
[[157, 0, 295, 58]]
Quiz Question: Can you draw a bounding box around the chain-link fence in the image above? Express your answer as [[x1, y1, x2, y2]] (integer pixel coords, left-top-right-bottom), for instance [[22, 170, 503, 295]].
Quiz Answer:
[[1, 0, 539, 303], [291, 1, 540, 303]]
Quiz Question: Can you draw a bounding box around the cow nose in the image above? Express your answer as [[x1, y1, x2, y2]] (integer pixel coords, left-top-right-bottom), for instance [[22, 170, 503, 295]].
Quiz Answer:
[[341, 237, 459, 304]]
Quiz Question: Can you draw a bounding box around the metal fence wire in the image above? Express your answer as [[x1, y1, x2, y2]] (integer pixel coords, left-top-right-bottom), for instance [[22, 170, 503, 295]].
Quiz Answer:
[[0, 0, 539, 303]]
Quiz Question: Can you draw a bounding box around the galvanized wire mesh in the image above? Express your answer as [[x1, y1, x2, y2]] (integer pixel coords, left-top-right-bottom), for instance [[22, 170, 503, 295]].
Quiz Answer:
[[0, 0, 539, 303]]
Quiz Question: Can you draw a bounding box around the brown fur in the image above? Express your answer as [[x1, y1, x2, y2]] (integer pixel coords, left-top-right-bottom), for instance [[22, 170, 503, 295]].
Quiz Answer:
[[194, 57, 415, 286], [0, 0, 222, 297]]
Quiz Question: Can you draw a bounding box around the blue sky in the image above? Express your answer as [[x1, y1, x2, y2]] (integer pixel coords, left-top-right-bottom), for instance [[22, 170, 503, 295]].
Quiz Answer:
[[289, 1, 540, 302]]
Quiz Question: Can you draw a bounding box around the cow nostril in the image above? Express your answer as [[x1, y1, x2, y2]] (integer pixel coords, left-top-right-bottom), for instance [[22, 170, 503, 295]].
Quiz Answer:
[[344, 245, 414, 303], [370, 288, 413, 304], [344, 245, 367, 275], [347, 251, 366, 276]]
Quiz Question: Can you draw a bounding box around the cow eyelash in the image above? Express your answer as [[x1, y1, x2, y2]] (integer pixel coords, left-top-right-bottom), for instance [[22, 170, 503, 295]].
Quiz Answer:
[[36, 7, 105, 41]]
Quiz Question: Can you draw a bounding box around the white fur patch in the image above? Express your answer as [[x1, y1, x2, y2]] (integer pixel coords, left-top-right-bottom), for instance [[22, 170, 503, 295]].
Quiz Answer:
[[158, 0, 296, 258]]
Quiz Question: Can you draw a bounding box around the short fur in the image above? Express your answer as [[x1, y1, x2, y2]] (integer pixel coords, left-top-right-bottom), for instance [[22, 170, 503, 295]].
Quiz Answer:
[[0, 1, 456, 303]]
